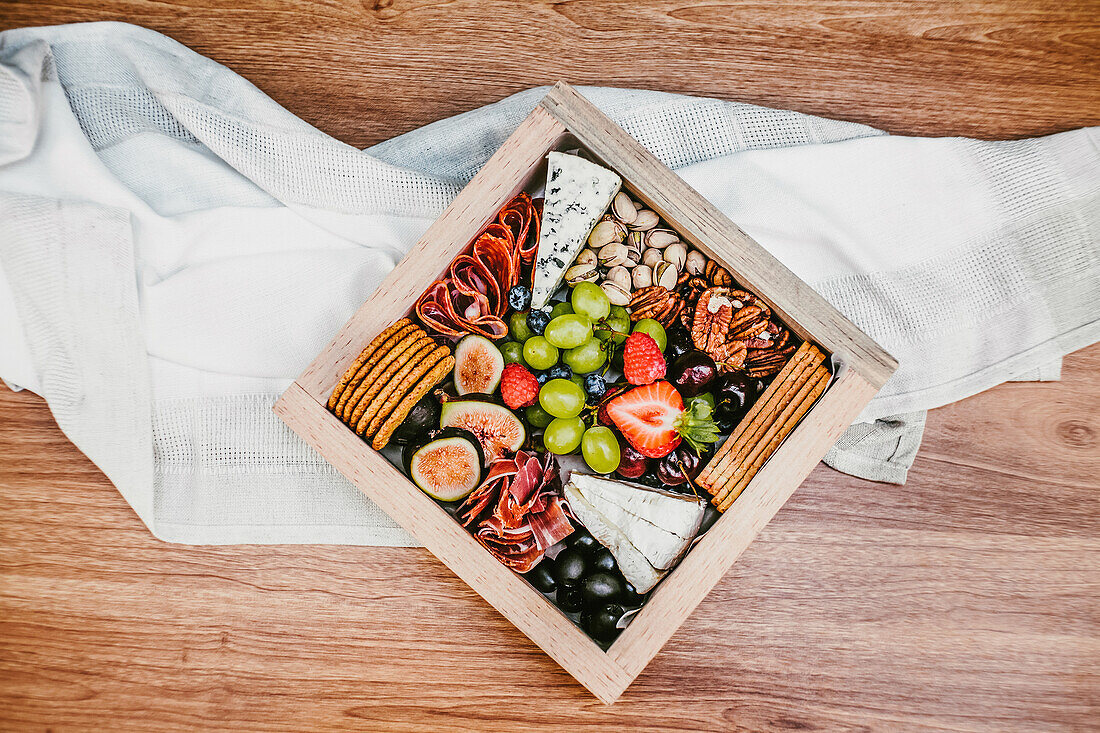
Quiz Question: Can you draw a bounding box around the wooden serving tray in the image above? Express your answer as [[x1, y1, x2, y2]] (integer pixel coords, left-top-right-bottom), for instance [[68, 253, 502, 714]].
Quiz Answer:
[[274, 82, 897, 703]]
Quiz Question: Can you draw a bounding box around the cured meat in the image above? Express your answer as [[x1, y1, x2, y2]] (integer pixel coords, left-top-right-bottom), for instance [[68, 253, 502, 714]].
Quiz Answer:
[[415, 193, 540, 341], [456, 451, 573, 572]]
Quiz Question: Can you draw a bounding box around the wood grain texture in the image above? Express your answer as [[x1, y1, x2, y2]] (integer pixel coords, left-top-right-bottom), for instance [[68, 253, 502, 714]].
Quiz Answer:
[[1, 0, 1098, 729]]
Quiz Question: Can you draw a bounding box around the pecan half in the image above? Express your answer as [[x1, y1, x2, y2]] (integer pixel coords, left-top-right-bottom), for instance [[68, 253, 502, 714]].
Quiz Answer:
[[705, 260, 734, 288], [628, 286, 685, 329]]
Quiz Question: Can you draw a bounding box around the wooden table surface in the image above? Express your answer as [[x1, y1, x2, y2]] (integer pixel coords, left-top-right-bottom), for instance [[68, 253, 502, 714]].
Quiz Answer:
[[1, 1, 1098, 730]]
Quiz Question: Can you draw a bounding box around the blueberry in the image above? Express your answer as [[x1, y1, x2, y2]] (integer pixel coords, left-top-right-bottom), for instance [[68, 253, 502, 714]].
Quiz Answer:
[[535, 370, 550, 385], [527, 308, 551, 335], [508, 285, 532, 312], [547, 364, 572, 381], [583, 373, 606, 400]]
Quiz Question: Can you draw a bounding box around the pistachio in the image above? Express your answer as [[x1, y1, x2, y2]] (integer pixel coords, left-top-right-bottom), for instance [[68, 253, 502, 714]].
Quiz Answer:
[[632, 265, 653, 289], [685, 249, 707, 276], [575, 248, 598, 267], [625, 244, 642, 266], [605, 265, 632, 290], [565, 262, 600, 285], [600, 280, 632, 306], [611, 192, 638, 225], [589, 218, 627, 249], [663, 242, 687, 271], [644, 228, 679, 249], [642, 247, 664, 269], [598, 242, 629, 268], [630, 209, 660, 231], [654, 261, 679, 290], [628, 230, 646, 252]]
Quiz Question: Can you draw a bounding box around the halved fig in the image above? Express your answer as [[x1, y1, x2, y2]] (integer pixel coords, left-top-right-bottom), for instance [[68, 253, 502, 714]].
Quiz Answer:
[[453, 334, 504, 396], [403, 428, 485, 502], [440, 399, 526, 463]]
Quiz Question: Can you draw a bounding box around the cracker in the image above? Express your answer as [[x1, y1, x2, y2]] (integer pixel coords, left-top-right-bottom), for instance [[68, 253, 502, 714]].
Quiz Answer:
[[372, 355, 456, 450], [357, 344, 451, 439], [347, 337, 436, 429], [327, 319, 411, 410], [332, 321, 418, 416], [339, 329, 429, 422]]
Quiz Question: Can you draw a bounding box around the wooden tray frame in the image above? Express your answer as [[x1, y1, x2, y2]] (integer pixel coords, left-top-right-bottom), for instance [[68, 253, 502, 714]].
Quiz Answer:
[[275, 83, 897, 703]]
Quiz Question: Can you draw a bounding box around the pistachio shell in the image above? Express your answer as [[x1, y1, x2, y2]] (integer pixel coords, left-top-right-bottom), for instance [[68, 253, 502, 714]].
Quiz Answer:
[[644, 228, 679, 249], [685, 249, 707, 276], [605, 265, 632, 289], [598, 242, 629, 268], [625, 245, 642, 266], [611, 192, 638, 225], [630, 209, 660, 231], [632, 265, 653, 289], [565, 263, 600, 285], [654, 261, 679, 290], [663, 242, 687, 271], [575, 248, 599, 266], [588, 219, 627, 249], [641, 247, 664, 269], [600, 281, 632, 306]]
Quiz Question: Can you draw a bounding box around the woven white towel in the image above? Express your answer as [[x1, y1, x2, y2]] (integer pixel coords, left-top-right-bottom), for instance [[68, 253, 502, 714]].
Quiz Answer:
[[0, 22, 1096, 545]]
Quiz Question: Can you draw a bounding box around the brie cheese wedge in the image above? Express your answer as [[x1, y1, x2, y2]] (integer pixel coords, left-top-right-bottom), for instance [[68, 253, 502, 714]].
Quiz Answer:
[[531, 152, 621, 310], [564, 482, 663, 593]]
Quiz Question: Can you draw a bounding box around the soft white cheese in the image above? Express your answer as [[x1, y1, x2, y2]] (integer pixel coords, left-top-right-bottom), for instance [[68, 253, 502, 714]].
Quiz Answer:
[[531, 152, 621, 310], [564, 483, 663, 593]]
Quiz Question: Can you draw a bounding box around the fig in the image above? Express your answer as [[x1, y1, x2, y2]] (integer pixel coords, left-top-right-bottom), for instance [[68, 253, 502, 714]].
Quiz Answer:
[[440, 399, 526, 463], [668, 351, 717, 398], [390, 395, 441, 446], [402, 428, 484, 502], [453, 334, 505, 395]]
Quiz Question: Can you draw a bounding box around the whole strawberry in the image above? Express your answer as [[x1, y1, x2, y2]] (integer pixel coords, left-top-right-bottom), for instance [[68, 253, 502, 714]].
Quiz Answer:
[[500, 363, 539, 409], [623, 332, 666, 385]]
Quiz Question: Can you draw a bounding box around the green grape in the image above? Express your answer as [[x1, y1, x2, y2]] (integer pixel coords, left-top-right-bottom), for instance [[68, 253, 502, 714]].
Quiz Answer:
[[549, 301, 574, 320], [597, 306, 630, 345], [570, 374, 586, 393], [523, 336, 559, 370], [525, 404, 555, 429], [543, 314, 593, 349], [539, 378, 586, 418], [570, 282, 611, 321], [510, 311, 534, 343], [500, 341, 525, 366], [563, 338, 606, 375], [582, 426, 621, 474], [544, 416, 585, 455], [632, 318, 667, 352]]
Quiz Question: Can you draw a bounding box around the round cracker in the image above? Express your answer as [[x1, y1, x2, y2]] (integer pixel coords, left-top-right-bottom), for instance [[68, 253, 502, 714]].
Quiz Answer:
[[344, 334, 434, 426], [372, 355, 455, 450], [335, 323, 420, 418], [357, 344, 450, 439], [328, 319, 411, 410]]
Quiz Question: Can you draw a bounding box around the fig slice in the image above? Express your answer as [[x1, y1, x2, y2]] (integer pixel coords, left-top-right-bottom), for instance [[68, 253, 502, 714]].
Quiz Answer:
[[403, 428, 484, 502], [440, 400, 526, 463], [453, 334, 505, 396]]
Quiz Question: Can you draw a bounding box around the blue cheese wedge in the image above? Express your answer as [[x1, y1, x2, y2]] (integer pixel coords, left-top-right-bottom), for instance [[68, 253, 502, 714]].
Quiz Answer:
[[531, 152, 621, 310], [569, 474, 704, 571], [563, 482, 663, 593]]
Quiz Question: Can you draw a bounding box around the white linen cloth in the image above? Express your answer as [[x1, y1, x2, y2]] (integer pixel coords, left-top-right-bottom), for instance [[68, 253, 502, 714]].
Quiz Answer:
[[0, 22, 1096, 545]]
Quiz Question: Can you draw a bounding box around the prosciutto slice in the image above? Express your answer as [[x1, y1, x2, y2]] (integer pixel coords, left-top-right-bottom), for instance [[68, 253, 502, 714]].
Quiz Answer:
[[414, 192, 541, 341], [456, 451, 573, 572]]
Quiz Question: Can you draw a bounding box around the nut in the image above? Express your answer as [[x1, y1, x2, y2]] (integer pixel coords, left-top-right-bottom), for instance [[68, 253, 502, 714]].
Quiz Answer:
[[565, 262, 600, 285], [685, 249, 707, 276], [598, 242, 630, 268], [625, 245, 642, 266], [654, 261, 679, 289], [600, 281, 632, 306], [611, 192, 638, 225], [644, 229, 679, 249], [641, 247, 664, 269], [663, 242, 687, 271], [589, 218, 627, 249], [630, 209, 660, 231], [632, 265, 653, 289], [575, 248, 599, 267], [605, 265, 632, 290]]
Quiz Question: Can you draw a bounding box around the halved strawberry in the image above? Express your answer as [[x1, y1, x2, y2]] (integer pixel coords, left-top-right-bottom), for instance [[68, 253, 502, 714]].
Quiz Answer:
[[606, 381, 720, 459]]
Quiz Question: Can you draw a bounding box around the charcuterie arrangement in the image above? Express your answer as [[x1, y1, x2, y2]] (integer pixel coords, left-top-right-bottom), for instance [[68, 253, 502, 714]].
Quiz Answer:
[[327, 151, 831, 645]]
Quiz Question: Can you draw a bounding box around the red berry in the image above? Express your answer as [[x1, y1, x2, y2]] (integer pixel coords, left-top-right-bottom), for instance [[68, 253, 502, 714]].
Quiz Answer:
[[623, 332, 666, 385], [500, 363, 538, 409]]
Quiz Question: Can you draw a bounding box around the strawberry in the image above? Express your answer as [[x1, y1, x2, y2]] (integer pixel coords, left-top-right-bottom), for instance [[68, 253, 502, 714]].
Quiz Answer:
[[500, 363, 539, 409], [606, 381, 720, 459], [622, 332, 666, 385]]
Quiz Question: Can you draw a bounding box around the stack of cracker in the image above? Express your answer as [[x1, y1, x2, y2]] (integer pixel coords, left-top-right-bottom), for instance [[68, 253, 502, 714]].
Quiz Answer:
[[327, 318, 455, 450], [698, 342, 830, 511]]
